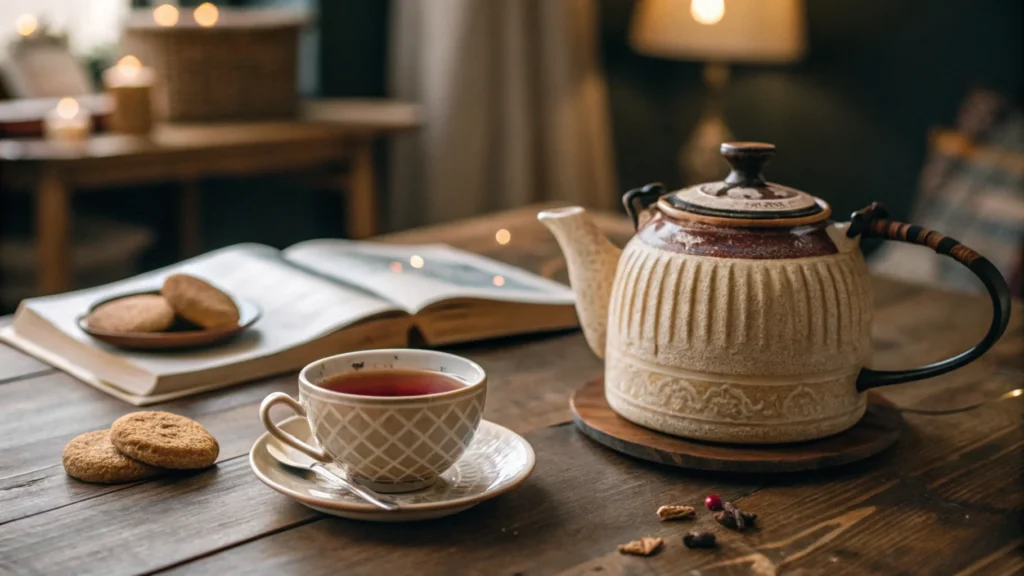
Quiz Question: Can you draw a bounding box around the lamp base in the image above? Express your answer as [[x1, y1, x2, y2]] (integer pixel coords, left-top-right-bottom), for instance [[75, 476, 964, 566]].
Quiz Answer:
[[680, 63, 732, 185]]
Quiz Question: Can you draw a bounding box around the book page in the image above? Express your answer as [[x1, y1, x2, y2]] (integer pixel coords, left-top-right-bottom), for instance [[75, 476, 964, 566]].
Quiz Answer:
[[283, 240, 575, 313], [20, 243, 399, 378]]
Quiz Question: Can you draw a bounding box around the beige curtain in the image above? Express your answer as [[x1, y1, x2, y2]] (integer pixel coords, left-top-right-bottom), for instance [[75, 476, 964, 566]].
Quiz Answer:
[[388, 0, 617, 229]]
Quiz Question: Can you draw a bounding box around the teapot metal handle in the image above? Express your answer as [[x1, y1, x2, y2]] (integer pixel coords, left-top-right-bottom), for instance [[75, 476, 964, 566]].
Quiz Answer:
[[622, 183, 666, 230], [849, 203, 1012, 391]]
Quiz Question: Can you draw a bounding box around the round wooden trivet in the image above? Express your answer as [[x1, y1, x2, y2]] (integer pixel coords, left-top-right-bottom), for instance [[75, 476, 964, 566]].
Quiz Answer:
[[570, 377, 903, 473]]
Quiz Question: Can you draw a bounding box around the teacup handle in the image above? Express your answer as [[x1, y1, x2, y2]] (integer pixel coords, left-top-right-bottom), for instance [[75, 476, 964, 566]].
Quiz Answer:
[[848, 203, 1012, 391], [259, 393, 329, 462]]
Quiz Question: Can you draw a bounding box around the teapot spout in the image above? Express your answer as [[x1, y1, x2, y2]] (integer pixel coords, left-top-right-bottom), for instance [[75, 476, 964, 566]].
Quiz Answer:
[[538, 206, 622, 359]]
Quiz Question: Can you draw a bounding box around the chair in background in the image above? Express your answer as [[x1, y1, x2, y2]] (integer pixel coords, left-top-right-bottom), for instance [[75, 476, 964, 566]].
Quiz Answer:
[[1, 30, 94, 98], [870, 88, 1024, 299]]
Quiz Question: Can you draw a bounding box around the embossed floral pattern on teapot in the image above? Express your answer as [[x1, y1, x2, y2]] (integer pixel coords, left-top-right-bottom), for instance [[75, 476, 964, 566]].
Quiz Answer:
[[539, 142, 1011, 444]]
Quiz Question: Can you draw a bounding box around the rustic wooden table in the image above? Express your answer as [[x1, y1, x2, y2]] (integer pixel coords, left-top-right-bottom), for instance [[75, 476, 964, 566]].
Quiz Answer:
[[0, 98, 421, 295], [0, 206, 1021, 575]]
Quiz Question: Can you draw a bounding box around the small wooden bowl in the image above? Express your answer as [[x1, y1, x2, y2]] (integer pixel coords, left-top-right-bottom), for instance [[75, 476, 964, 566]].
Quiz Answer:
[[78, 290, 261, 351]]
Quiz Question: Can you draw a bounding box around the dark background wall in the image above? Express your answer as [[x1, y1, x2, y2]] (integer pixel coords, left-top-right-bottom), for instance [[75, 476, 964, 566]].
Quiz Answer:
[[600, 0, 1022, 222], [319, 0, 1021, 225]]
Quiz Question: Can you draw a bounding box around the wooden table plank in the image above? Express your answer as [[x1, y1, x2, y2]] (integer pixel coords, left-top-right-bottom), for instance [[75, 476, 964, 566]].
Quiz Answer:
[[159, 397, 1022, 576], [868, 280, 1023, 411], [0, 455, 320, 576], [0, 343, 51, 384]]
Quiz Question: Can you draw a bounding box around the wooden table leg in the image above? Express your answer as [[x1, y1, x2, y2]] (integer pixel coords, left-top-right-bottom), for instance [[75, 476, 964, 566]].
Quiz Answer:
[[180, 180, 202, 258], [345, 141, 378, 239], [36, 171, 72, 295]]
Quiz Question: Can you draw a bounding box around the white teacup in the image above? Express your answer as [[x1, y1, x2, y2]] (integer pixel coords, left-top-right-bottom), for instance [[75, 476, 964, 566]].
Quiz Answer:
[[259, 349, 486, 493]]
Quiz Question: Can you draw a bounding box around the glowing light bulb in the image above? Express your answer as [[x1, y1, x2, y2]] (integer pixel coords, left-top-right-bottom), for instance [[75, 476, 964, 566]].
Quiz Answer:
[[153, 4, 179, 27], [492, 275, 505, 287], [15, 14, 37, 37], [56, 98, 80, 120], [390, 261, 403, 273], [690, 0, 725, 25], [495, 229, 511, 245], [410, 255, 424, 269], [117, 55, 142, 80], [194, 3, 220, 27]]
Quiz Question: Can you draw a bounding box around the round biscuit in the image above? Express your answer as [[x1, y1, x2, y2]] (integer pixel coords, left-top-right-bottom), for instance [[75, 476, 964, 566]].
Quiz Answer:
[[62, 430, 164, 484], [87, 294, 175, 333], [161, 274, 240, 328], [110, 411, 220, 470]]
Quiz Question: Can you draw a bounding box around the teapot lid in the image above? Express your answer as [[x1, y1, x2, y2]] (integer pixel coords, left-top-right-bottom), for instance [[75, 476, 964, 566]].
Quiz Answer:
[[659, 142, 830, 227]]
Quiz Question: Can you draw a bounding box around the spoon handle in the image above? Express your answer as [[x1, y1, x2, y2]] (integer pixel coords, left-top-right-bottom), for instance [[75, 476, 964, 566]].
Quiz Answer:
[[310, 462, 399, 511]]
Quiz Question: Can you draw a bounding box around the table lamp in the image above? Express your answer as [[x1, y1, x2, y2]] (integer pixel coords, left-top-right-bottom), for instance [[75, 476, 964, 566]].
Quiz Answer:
[[630, 0, 806, 184]]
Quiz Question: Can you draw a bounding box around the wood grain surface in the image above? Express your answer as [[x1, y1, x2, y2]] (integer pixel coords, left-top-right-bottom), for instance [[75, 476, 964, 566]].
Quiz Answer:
[[0, 205, 1020, 576], [571, 378, 903, 473]]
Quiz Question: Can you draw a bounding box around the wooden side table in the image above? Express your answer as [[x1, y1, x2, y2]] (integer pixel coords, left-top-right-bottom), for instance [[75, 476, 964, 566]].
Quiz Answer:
[[0, 98, 421, 294]]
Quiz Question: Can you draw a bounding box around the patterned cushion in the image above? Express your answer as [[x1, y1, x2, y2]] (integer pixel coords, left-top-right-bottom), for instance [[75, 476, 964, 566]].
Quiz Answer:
[[870, 89, 1024, 298]]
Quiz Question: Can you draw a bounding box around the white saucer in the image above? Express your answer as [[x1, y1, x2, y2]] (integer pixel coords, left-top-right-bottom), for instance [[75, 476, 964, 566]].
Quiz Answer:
[[250, 415, 536, 522]]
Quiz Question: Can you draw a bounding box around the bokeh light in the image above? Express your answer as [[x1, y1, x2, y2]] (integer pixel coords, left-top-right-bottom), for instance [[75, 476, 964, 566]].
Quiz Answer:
[[194, 3, 220, 27], [690, 0, 725, 25], [15, 14, 38, 37], [117, 55, 142, 79], [56, 98, 80, 120], [153, 4, 179, 27]]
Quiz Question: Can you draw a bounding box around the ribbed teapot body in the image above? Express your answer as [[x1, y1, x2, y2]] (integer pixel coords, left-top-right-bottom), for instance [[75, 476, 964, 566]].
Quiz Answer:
[[604, 233, 873, 443]]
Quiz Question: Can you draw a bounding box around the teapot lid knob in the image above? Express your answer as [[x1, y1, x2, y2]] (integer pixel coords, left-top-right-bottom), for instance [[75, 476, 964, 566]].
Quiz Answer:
[[658, 141, 831, 227], [721, 142, 776, 187]]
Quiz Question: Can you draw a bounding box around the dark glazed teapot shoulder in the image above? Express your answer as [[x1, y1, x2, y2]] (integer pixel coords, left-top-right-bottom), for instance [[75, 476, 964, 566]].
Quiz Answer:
[[636, 211, 839, 260]]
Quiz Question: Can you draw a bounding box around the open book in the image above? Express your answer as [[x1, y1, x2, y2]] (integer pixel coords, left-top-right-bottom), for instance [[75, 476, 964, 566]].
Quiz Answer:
[[1, 240, 576, 405]]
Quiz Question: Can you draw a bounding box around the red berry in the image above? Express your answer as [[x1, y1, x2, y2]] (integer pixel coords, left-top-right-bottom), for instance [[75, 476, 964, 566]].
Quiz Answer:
[[704, 494, 723, 511]]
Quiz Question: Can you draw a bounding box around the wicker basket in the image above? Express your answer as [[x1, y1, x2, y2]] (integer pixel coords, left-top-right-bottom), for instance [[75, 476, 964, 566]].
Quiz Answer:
[[123, 9, 307, 121]]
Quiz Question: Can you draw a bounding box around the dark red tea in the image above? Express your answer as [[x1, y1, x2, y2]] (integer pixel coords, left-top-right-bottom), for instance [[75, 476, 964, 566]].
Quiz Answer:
[[317, 369, 466, 397]]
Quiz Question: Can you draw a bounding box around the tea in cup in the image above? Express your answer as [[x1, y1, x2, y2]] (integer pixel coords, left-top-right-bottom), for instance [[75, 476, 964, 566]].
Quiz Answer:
[[259, 349, 486, 493]]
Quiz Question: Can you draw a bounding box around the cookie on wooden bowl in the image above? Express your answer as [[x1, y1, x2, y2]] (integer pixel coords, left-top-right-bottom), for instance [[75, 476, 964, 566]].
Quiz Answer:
[[86, 294, 175, 333], [162, 274, 240, 329], [62, 429, 165, 484], [110, 411, 220, 470]]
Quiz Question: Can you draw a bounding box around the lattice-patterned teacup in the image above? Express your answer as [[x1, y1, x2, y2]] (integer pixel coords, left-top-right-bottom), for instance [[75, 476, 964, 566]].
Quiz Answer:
[[260, 349, 486, 493]]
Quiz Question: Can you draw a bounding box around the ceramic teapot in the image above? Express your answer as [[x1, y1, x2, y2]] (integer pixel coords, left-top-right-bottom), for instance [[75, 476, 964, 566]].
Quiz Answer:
[[539, 142, 1011, 444]]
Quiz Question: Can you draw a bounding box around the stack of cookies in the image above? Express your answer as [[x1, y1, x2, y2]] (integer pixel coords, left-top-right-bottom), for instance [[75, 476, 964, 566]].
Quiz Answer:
[[87, 273, 240, 334], [62, 412, 219, 483]]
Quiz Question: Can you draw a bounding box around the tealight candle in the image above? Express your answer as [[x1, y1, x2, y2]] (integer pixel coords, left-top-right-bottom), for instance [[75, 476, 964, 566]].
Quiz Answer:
[[44, 97, 92, 143], [102, 55, 156, 135]]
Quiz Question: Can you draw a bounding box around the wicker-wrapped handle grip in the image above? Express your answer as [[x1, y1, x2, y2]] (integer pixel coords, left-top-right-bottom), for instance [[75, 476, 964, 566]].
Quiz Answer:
[[850, 204, 1012, 391], [865, 219, 983, 267]]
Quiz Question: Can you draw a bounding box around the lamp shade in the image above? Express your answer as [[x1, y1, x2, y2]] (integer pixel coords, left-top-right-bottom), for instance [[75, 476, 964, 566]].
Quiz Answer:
[[630, 0, 806, 64]]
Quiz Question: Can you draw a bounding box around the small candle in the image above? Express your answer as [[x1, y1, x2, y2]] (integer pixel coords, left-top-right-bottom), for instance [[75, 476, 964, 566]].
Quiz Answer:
[[102, 55, 156, 135], [44, 98, 92, 143]]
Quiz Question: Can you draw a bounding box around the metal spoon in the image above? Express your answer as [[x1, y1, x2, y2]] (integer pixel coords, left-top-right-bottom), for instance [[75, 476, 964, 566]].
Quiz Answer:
[[266, 443, 399, 511]]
